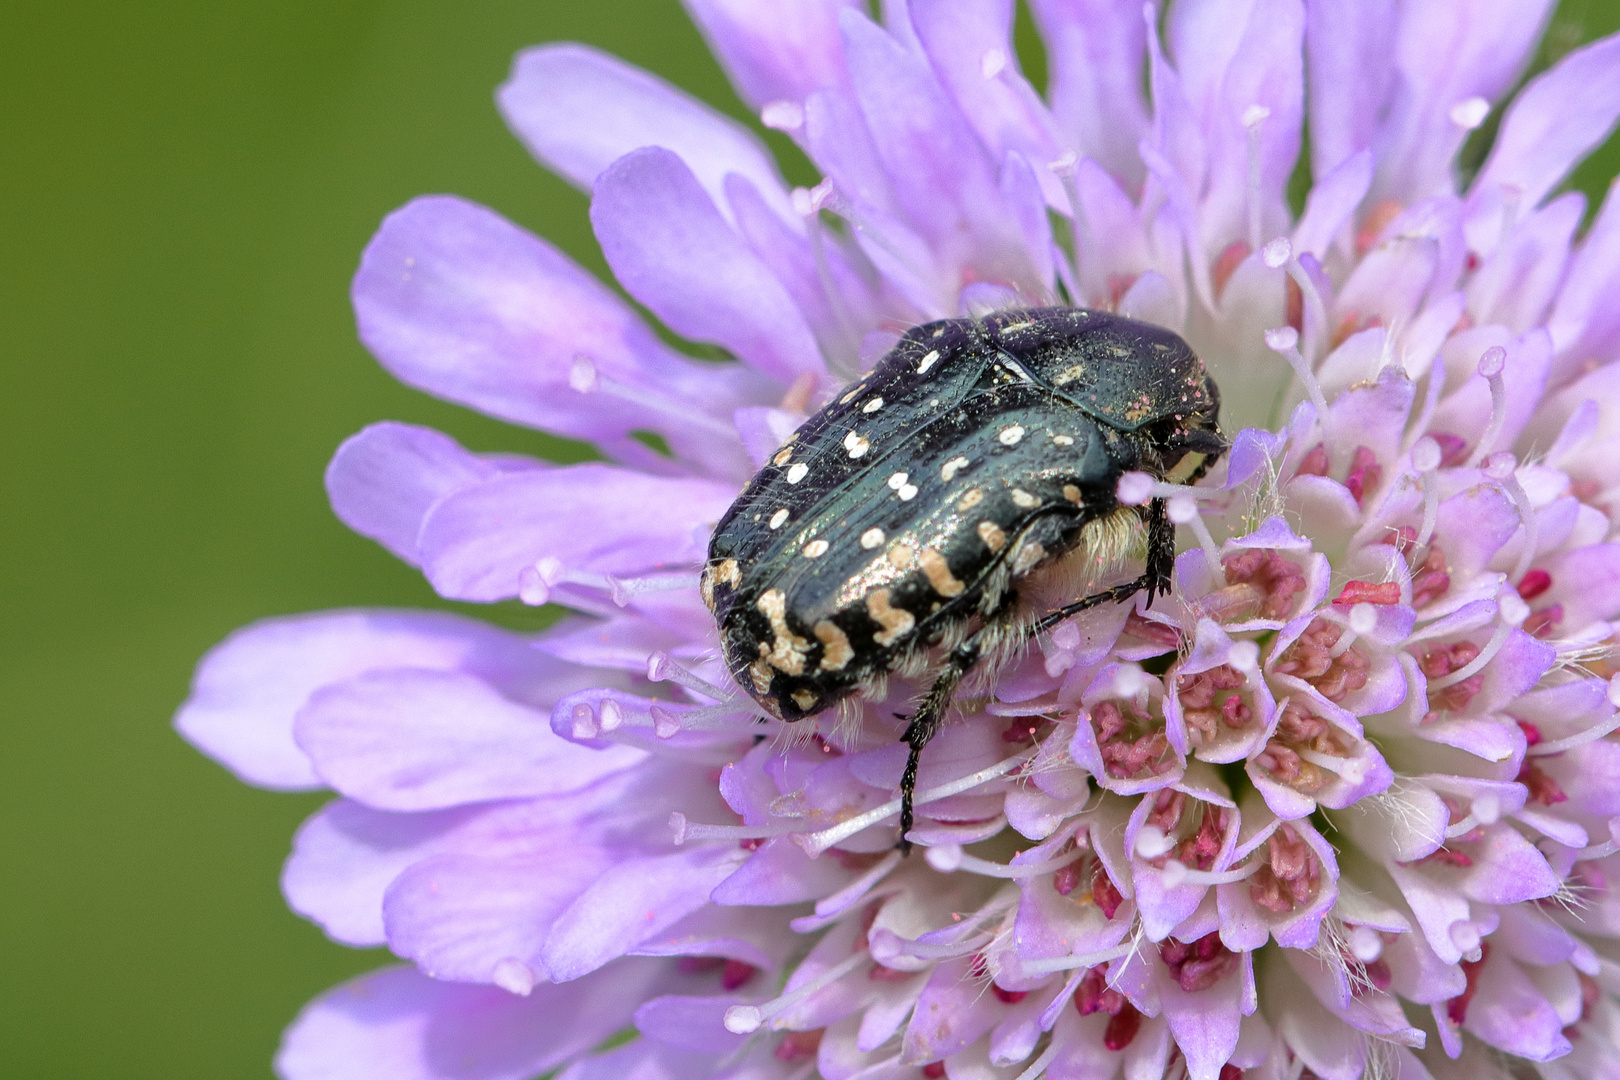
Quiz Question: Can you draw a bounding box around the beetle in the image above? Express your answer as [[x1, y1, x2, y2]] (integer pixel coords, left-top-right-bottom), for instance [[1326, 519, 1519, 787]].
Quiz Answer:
[[701, 307, 1226, 850]]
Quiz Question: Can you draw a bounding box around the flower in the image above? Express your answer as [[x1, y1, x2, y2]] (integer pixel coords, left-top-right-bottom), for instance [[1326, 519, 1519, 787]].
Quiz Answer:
[[173, 3, 1620, 1079]]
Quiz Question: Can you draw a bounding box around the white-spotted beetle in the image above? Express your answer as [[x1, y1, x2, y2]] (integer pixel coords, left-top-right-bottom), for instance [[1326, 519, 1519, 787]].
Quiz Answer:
[[702, 307, 1225, 850]]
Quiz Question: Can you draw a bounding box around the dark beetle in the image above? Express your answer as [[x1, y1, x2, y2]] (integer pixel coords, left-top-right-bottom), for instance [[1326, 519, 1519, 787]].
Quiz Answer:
[[701, 307, 1225, 849]]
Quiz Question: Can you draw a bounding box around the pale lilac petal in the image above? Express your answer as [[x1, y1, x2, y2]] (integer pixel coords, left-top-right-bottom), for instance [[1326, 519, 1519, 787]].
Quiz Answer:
[[1466, 191, 1582, 334], [680, 0, 859, 107], [275, 961, 662, 1080], [1292, 149, 1373, 258], [1463, 954, 1572, 1061], [910, 0, 1062, 204], [634, 994, 749, 1054], [325, 423, 536, 567], [417, 463, 736, 602], [283, 799, 484, 947], [1548, 179, 1620, 378], [542, 846, 748, 981], [1374, 0, 1556, 203], [556, 1040, 720, 1080], [1304, 0, 1398, 178], [1028, 0, 1149, 185], [839, 7, 1040, 294], [353, 196, 751, 471], [382, 849, 613, 986], [176, 610, 538, 790], [1473, 32, 1620, 213], [294, 669, 645, 811], [592, 147, 824, 383], [499, 44, 793, 222]]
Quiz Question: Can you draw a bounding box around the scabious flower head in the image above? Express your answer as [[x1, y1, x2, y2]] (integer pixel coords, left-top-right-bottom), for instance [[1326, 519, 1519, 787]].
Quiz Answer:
[[176, 3, 1620, 1078]]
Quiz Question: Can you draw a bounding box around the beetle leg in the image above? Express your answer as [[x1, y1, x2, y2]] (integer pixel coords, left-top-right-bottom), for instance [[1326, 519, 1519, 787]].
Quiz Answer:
[[1033, 497, 1174, 633], [895, 592, 1021, 853]]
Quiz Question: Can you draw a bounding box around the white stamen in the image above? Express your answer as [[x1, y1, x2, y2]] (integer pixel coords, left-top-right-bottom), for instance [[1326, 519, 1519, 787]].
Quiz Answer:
[[1298, 748, 1369, 786], [811, 850, 904, 917], [1427, 617, 1516, 690], [1484, 451, 1540, 584], [1262, 237, 1291, 268], [1349, 602, 1380, 637], [1449, 97, 1490, 130], [1283, 256, 1331, 364], [1464, 347, 1509, 468], [1412, 436, 1443, 550], [1020, 941, 1137, 975], [1012, 1043, 1062, 1080], [1573, 838, 1620, 862], [1528, 712, 1620, 756], [1168, 494, 1221, 566], [649, 705, 681, 738], [569, 354, 599, 393], [980, 47, 1007, 79], [1048, 150, 1091, 306], [668, 812, 803, 846], [645, 651, 730, 702], [598, 698, 624, 732], [1266, 325, 1330, 428], [761, 100, 805, 131], [1347, 925, 1384, 962], [1160, 858, 1261, 889], [1471, 793, 1501, 825], [570, 702, 598, 739], [870, 930, 994, 963], [798, 749, 1036, 856], [606, 571, 701, 607], [923, 848, 1079, 880], [1243, 105, 1271, 251], [1116, 471, 1156, 506], [1134, 824, 1176, 859], [492, 958, 535, 996], [723, 952, 867, 1034]]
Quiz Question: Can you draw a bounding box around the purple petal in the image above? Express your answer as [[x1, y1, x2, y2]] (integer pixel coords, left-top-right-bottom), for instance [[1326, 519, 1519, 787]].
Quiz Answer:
[[1473, 31, 1620, 213], [838, 8, 1040, 294], [1304, 0, 1398, 178], [1293, 149, 1373, 258], [1027, 0, 1149, 185], [1462, 954, 1572, 1061], [591, 147, 824, 383], [1373, 0, 1555, 203], [634, 994, 749, 1054], [1547, 179, 1620, 374], [294, 669, 645, 811], [417, 463, 736, 602], [382, 849, 613, 986], [902, 956, 1003, 1062], [910, 0, 1062, 203], [274, 961, 662, 1080], [325, 423, 533, 567], [175, 609, 539, 790], [1430, 328, 1552, 457], [1467, 191, 1582, 334], [681, 0, 859, 107], [1541, 543, 1620, 635], [283, 799, 484, 947], [353, 196, 751, 470], [499, 44, 792, 222], [556, 1040, 719, 1080], [542, 846, 748, 981]]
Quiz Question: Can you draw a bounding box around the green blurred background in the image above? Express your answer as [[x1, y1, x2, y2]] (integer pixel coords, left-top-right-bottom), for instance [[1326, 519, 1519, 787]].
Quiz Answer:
[[4, 1, 1620, 1076]]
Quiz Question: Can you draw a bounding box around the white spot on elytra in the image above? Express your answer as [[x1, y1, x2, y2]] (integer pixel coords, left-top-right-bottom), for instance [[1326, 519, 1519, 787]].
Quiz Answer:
[[1052, 434, 1074, 446], [999, 425, 1025, 446], [898, 484, 918, 501], [844, 430, 870, 458], [769, 508, 789, 530], [1011, 488, 1039, 508], [917, 350, 940, 374], [941, 456, 970, 481], [862, 397, 884, 414], [786, 463, 809, 484], [860, 528, 885, 549], [887, 472, 909, 490], [803, 539, 829, 558]]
